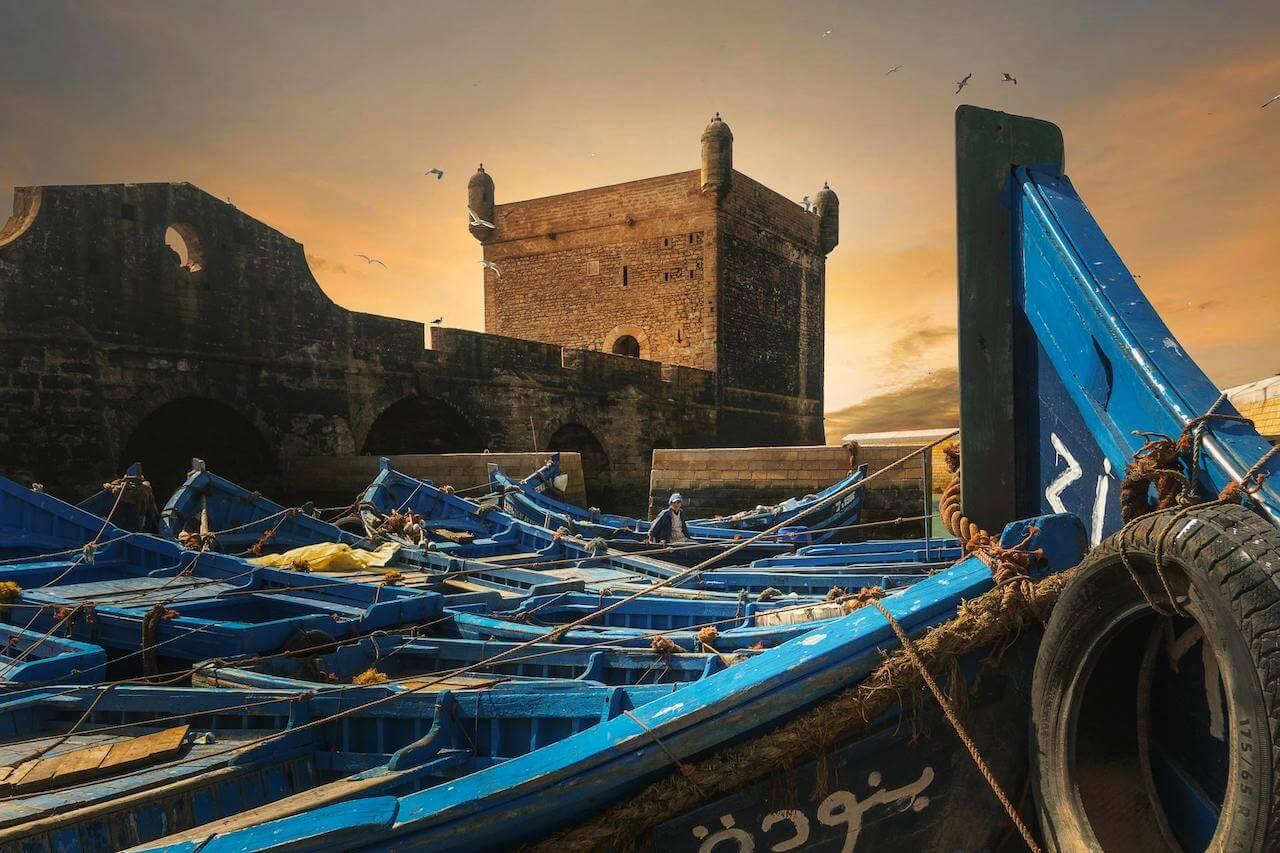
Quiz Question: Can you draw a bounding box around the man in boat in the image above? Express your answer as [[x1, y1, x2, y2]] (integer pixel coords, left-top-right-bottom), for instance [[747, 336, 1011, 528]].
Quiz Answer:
[[648, 492, 690, 544]]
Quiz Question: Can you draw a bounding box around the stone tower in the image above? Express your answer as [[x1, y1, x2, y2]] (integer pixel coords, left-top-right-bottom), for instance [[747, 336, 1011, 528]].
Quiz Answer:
[[474, 115, 836, 446], [700, 112, 733, 200], [467, 164, 495, 242]]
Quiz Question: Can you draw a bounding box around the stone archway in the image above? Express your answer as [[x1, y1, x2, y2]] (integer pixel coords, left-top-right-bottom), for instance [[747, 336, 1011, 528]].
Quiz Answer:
[[603, 324, 650, 360], [121, 397, 279, 498], [547, 422, 613, 508], [362, 396, 487, 455]]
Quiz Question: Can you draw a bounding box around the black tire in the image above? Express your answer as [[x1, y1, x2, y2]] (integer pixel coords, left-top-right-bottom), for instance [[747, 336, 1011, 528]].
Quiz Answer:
[[1032, 503, 1280, 852]]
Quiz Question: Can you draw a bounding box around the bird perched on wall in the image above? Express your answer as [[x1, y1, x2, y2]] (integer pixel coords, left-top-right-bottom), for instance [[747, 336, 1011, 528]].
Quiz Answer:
[[425, 168, 444, 180], [1262, 94, 1280, 108], [480, 260, 503, 279], [1001, 73, 1018, 85], [431, 316, 444, 325], [355, 254, 387, 268], [885, 64, 903, 75], [468, 207, 494, 229], [801, 195, 812, 212], [955, 73, 972, 94]]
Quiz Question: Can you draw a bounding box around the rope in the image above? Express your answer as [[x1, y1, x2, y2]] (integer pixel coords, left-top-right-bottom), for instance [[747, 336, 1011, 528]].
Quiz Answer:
[[530, 551, 1070, 852], [622, 710, 700, 783], [866, 597, 1041, 853], [939, 443, 984, 549]]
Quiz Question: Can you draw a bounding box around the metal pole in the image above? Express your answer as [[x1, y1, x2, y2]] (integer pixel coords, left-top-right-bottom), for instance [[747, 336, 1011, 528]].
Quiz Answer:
[[922, 445, 933, 560]]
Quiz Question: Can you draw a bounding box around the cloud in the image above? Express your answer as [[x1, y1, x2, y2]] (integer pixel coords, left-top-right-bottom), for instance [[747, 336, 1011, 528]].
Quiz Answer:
[[306, 253, 348, 275], [884, 324, 957, 373], [823, 368, 958, 442]]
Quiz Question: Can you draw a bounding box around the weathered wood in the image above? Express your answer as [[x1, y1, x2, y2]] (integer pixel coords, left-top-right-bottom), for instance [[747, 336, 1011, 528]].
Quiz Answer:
[[955, 105, 1064, 531], [0, 725, 190, 795]]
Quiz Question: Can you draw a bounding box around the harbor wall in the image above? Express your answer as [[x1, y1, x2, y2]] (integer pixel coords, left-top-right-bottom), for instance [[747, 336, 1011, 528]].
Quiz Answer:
[[648, 435, 956, 536]]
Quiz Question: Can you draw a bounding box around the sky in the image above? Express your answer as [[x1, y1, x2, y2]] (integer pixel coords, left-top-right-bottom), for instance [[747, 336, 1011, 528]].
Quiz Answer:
[[2, 0, 1278, 441]]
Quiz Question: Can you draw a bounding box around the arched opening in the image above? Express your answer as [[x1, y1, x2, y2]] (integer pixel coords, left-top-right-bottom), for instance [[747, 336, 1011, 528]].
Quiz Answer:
[[611, 335, 640, 358], [122, 398, 278, 498], [548, 423, 612, 509], [362, 396, 486, 455], [164, 224, 204, 272]]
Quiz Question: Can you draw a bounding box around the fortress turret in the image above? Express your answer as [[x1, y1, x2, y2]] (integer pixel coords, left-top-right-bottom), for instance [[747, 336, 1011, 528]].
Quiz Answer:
[[468, 164, 496, 242], [814, 181, 839, 255], [700, 113, 733, 200]]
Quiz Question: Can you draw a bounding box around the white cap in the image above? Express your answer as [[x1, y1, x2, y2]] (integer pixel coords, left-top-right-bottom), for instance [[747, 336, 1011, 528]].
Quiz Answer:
[[669, 492, 683, 504]]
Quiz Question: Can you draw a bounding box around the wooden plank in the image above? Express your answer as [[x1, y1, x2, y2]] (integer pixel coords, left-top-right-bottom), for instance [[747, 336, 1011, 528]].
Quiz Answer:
[[0, 725, 191, 795], [955, 105, 1065, 531]]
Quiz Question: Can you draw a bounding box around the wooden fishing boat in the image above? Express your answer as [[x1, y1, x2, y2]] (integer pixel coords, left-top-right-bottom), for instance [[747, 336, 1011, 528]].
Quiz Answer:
[[193, 635, 736, 691], [0, 680, 682, 852], [494, 455, 871, 544], [0, 623, 106, 688], [0, 479, 442, 667], [134, 513, 1087, 851]]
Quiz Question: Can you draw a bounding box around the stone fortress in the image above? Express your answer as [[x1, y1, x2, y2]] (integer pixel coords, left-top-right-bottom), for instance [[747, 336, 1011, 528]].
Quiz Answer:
[[0, 115, 838, 513]]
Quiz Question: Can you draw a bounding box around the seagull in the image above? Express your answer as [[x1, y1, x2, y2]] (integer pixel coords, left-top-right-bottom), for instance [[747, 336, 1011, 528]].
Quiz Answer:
[[355, 254, 387, 268], [430, 316, 444, 325], [425, 168, 444, 180], [1001, 73, 1017, 85], [955, 73, 972, 94], [801, 195, 812, 212], [822, 30, 832, 37], [885, 65, 903, 75], [480, 260, 503, 279], [468, 207, 495, 229], [1262, 94, 1280, 109]]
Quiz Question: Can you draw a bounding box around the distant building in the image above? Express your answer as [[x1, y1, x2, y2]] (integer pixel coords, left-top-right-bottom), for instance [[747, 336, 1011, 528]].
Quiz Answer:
[[469, 113, 837, 408], [1226, 375, 1280, 442]]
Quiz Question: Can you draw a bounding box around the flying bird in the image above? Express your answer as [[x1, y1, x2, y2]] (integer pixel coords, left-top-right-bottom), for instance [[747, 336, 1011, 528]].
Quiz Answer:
[[425, 168, 444, 180], [355, 254, 387, 268], [822, 30, 832, 37], [955, 73, 972, 94], [480, 260, 503, 279], [885, 65, 903, 75], [1001, 73, 1017, 85], [1262, 94, 1280, 108], [431, 316, 444, 325], [468, 207, 495, 229]]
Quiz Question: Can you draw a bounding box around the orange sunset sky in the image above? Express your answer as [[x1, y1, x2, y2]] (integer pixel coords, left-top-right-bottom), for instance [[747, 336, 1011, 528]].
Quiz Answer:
[[2, 0, 1278, 443]]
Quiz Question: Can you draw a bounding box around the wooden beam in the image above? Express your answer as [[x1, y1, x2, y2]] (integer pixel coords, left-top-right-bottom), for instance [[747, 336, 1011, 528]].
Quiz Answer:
[[955, 106, 1064, 531]]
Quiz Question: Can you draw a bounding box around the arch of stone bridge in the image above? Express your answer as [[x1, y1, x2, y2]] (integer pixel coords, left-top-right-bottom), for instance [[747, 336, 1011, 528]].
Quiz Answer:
[[361, 395, 487, 456]]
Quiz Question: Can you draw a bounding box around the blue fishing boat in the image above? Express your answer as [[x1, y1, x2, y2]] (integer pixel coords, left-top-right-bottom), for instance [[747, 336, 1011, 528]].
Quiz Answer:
[[0, 478, 441, 667], [133, 513, 1087, 851], [194, 635, 735, 691], [160, 459, 385, 557], [122, 105, 1280, 851], [494, 455, 871, 544], [0, 680, 681, 852], [0, 623, 105, 688]]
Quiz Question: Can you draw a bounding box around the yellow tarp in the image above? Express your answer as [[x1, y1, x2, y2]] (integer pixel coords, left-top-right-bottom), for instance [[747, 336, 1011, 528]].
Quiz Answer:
[[249, 541, 401, 572]]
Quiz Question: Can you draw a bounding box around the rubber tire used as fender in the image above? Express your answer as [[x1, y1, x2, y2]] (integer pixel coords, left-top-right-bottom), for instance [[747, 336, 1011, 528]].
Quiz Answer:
[[1031, 503, 1280, 852]]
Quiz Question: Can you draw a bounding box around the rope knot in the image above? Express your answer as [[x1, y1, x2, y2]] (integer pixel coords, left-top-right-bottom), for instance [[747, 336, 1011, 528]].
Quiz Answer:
[[696, 626, 719, 651], [650, 635, 679, 657], [841, 586, 887, 614]]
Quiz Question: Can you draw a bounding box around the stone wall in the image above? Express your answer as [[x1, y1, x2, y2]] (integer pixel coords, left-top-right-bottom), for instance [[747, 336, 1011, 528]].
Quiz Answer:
[[482, 171, 717, 369], [648, 442, 947, 537], [479, 167, 827, 412], [283, 452, 586, 508], [0, 182, 823, 516], [648, 445, 853, 521]]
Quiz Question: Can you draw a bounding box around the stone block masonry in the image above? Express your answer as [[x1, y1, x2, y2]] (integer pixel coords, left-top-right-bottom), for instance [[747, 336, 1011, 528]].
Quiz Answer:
[[648, 443, 945, 537], [0, 179, 821, 516]]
